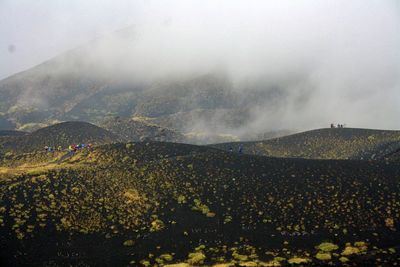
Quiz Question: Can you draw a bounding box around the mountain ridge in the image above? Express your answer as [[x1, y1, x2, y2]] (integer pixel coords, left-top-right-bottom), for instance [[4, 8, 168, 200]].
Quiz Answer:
[[0, 121, 119, 154], [212, 127, 400, 160]]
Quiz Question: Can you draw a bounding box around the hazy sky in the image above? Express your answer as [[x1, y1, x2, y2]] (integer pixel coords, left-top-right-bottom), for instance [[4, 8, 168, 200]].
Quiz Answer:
[[0, 0, 146, 79], [1, 0, 400, 130], [1, 0, 399, 80]]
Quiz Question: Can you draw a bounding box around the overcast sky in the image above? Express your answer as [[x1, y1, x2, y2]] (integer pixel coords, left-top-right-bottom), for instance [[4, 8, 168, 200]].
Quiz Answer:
[[1, 0, 399, 80], [0, 0, 147, 79]]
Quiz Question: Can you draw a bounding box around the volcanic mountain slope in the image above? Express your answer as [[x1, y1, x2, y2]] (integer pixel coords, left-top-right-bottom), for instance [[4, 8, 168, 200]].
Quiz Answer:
[[0, 65, 275, 142], [102, 117, 185, 142], [213, 128, 400, 160], [0, 121, 119, 154], [0, 52, 239, 129], [0, 27, 288, 141], [378, 148, 400, 162], [0, 130, 26, 137], [0, 142, 399, 266], [0, 116, 15, 131]]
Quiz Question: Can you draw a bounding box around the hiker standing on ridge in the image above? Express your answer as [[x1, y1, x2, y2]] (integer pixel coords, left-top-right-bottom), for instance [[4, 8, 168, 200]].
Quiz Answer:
[[238, 144, 243, 154]]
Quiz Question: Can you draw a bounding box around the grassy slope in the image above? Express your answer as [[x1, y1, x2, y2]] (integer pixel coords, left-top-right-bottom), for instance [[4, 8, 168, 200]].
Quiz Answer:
[[213, 128, 400, 160], [0, 142, 399, 266]]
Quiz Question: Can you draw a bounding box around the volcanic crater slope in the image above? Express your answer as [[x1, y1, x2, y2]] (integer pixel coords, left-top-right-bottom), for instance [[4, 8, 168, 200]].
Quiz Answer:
[[380, 148, 400, 162], [102, 117, 185, 143], [214, 128, 400, 160], [0, 141, 399, 266], [0, 35, 291, 141], [0, 121, 120, 154]]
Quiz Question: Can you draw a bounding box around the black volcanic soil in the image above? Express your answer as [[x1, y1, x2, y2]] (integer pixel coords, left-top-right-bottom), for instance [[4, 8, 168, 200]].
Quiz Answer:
[[380, 147, 400, 162], [0, 121, 120, 154], [0, 142, 399, 266], [101, 117, 185, 143], [213, 128, 400, 161]]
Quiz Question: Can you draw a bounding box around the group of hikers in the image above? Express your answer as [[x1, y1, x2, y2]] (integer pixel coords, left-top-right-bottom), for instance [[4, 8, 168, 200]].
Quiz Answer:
[[44, 146, 62, 152], [44, 143, 93, 153], [331, 123, 345, 128], [68, 143, 93, 152]]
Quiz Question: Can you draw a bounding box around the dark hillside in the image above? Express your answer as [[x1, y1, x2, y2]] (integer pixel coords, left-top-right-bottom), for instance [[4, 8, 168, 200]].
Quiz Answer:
[[213, 128, 400, 160], [0, 121, 119, 154], [94, 141, 219, 165], [379, 147, 400, 162], [0, 37, 291, 140], [102, 117, 185, 142], [0, 142, 399, 265]]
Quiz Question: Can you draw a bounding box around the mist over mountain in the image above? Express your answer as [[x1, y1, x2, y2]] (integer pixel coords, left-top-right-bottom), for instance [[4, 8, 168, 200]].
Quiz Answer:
[[0, 41, 293, 140], [1, 0, 399, 140]]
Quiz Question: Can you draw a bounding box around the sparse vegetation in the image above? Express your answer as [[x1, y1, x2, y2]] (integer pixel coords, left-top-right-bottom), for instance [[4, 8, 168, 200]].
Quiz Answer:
[[214, 128, 400, 161], [315, 252, 332, 261], [0, 134, 399, 265], [0, 121, 119, 154], [316, 242, 339, 252]]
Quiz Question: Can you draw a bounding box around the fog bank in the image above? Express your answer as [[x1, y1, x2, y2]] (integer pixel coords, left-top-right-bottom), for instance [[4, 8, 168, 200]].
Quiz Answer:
[[1, 0, 400, 132]]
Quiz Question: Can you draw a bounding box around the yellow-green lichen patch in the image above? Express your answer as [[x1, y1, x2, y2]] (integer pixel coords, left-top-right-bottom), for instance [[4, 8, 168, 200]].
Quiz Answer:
[[238, 261, 258, 267], [187, 251, 206, 265], [341, 241, 368, 256], [287, 257, 311, 264], [315, 252, 331, 261], [150, 219, 165, 232], [164, 264, 190, 267], [316, 242, 339, 252], [341, 246, 359, 256], [177, 195, 187, 204], [191, 198, 215, 217], [123, 239, 135, 247], [159, 253, 174, 261], [212, 263, 235, 267], [139, 259, 151, 266]]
